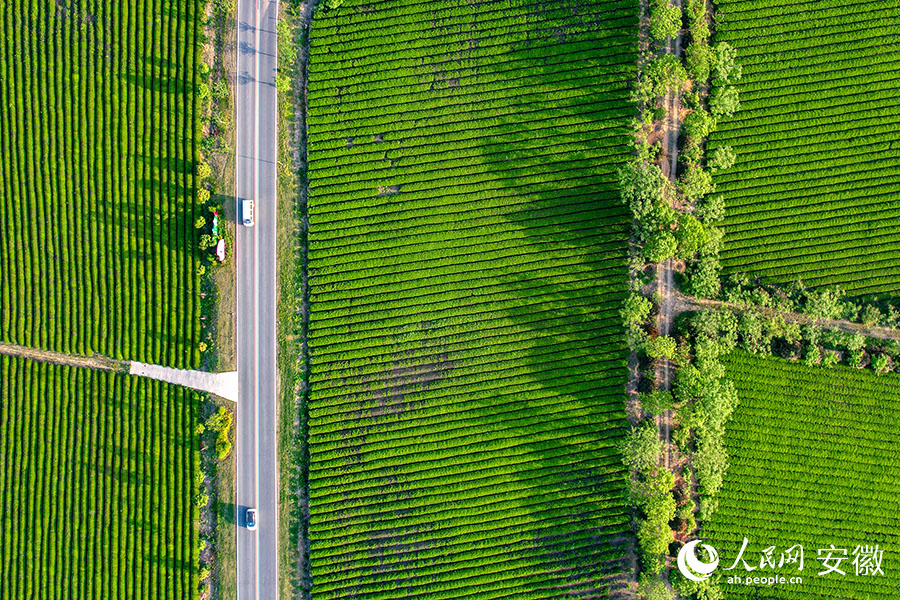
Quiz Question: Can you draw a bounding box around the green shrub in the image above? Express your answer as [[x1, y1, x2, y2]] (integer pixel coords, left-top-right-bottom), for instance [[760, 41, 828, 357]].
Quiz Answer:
[[196, 162, 212, 179], [872, 353, 892, 375]]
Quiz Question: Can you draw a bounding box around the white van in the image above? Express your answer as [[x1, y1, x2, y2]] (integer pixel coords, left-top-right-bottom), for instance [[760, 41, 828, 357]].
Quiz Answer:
[[242, 199, 255, 227]]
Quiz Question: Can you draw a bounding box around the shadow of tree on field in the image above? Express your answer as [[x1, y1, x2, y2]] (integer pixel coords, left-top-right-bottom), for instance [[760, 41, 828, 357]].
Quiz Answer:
[[459, 29, 638, 591], [308, 0, 640, 597]]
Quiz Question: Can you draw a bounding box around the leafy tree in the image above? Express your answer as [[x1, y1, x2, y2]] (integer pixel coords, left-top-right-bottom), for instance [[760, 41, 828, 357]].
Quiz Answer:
[[712, 43, 742, 84], [685, 42, 713, 82], [691, 309, 738, 356], [698, 496, 719, 521], [645, 335, 678, 359], [684, 0, 706, 23], [620, 421, 664, 475], [622, 293, 653, 327], [696, 193, 725, 222], [650, 0, 682, 42], [700, 225, 724, 257], [781, 319, 802, 342], [684, 0, 709, 43], [195, 216, 207, 230], [638, 519, 672, 574], [644, 230, 678, 262], [804, 286, 844, 320], [196, 162, 212, 179], [802, 324, 821, 346], [886, 305, 900, 328], [861, 304, 884, 327], [689, 18, 710, 46], [685, 258, 721, 298], [846, 333, 866, 353], [676, 214, 707, 258], [681, 139, 703, 167], [631, 469, 676, 574], [680, 165, 715, 202], [618, 159, 676, 236], [710, 85, 740, 118], [682, 107, 717, 142], [739, 310, 770, 354], [633, 54, 689, 104], [693, 435, 729, 497], [642, 389, 674, 415], [708, 145, 736, 171]]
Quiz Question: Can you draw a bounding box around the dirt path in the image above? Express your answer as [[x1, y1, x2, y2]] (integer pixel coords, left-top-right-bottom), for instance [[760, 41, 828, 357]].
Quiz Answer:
[[0, 342, 128, 372], [656, 0, 684, 471], [675, 293, 900, 342]]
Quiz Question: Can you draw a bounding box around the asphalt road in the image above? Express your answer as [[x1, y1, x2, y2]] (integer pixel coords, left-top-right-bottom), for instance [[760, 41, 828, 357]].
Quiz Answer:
[[235, 0, 279, 598]]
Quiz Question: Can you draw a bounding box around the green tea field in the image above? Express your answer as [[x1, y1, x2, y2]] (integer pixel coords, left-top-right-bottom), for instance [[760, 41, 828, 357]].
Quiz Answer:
[[0, 356, 200, 599], [0, 0, 203, 367], [707, 0, 900, 297], [703, 352, 900, 598], [304, 0, 638, 596]]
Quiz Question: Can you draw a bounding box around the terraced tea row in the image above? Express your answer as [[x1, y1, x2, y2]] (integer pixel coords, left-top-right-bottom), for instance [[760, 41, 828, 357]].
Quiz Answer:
[[707, 0, 900, 298], [0, 355, 199, 599], [703, 353, 900, 599], [0, 0, 203, 366], [304, 0, 638, 597]]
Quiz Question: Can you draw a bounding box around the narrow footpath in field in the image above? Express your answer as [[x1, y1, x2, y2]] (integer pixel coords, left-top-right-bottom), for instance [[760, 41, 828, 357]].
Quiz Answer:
[[0, 342, 238, 401]]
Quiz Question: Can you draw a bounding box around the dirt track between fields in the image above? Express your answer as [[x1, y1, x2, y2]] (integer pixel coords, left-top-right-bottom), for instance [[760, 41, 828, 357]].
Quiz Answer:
[[0, 342, 128, 372], [674, 293, 900, 343], [656, 0, 684, 472]]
